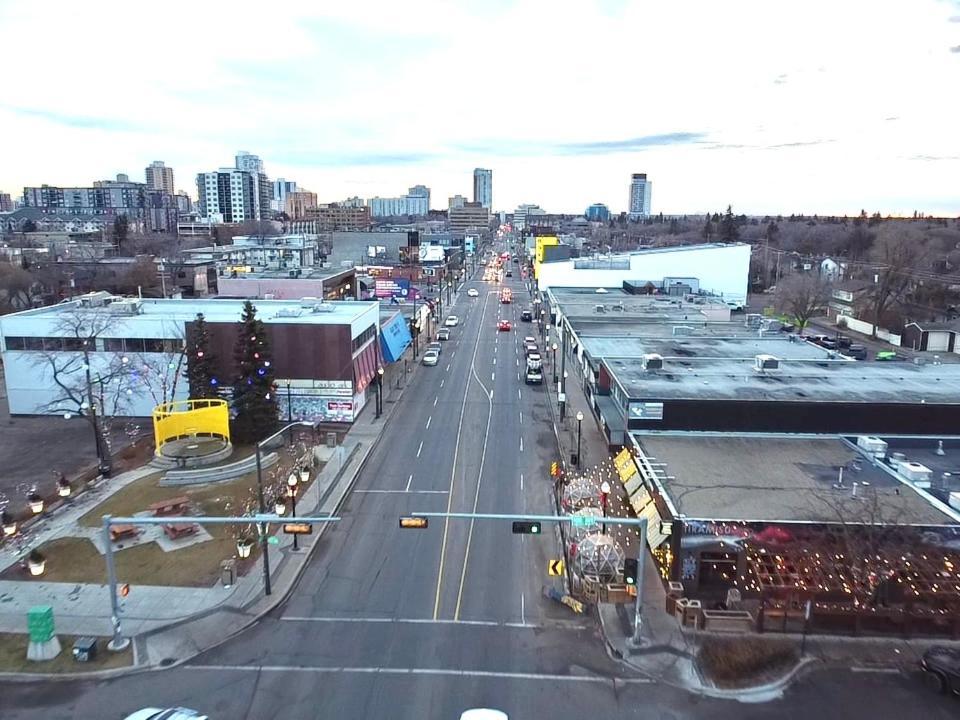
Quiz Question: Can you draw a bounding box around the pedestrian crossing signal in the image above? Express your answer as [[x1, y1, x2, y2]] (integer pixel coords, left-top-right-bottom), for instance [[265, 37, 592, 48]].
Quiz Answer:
[[623, 558, 638, 586], [512, 521, 541, 535]]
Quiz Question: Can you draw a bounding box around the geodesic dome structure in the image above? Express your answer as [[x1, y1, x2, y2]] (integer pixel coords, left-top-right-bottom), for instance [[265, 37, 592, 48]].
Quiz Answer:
[[573, 532, 624, 582], [568, 507, 604, 543], [562, 477, 601, 512]]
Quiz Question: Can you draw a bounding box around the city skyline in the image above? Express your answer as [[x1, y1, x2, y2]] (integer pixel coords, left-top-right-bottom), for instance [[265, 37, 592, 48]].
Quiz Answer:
[[0, 0, 958, 216]]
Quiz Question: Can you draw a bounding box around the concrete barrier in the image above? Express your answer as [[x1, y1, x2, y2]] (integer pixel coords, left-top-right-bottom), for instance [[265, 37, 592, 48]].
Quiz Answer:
[[701, 609, 755, 633]]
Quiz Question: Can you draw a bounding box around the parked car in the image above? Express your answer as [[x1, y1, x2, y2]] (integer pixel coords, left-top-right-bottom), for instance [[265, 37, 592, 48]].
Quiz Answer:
[[437, 328, 451, 340], [467, 288, 479, 297], [445, 315, 459, 327], [498, 320, 512, 331], [843, 343, 867, 360], [428, 341, 442, 355], [920, 645, 960, 695], [422, 349, 440, 366], [520, 309, 533, 322], [124, 709, 208, 720], [524, 336, 536, 345]]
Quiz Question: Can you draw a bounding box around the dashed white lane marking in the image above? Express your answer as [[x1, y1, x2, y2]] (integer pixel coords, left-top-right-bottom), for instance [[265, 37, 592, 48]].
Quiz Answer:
[[440, 379, 445, 388], [446, 363, 450, 372], [517, 388, 521, 400], [452, 350, 456, 358], [520, 472, 524, 491], [491, 372, 495, 381], [434, 396, 438, 407], [426, 416, 432, 430], [520, 437, 524, 452], [405, 474, 413, 492], [493, 358, 496, 365], [521, 592, 526, 626], [355, 489, 447, 495], [519, 411, 523, 424], [850, 667, 902, 674], [417, 441, 423, 458]]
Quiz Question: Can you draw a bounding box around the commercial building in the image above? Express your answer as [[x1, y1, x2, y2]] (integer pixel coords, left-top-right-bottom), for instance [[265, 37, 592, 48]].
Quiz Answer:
[[216, 266, 356, 303], [585, 203, 610, 222], [145, 161, 175, 194], [448, 201, 490, 237], [448, 194, 467, 210], [628, 173, 652, 218], [513, 204, 545, 230], [196, 169, 257, 224], [175, 192, 193, 215], [284, 190, 318, 220], [306, 203, 372, 231], [1, 192, 15, 212], [0, 294, 382, 423], [271, 179, 298, 213], [537, 243, 750, 303], [369, 185, 430, 217], [473, 168, 492, 209]]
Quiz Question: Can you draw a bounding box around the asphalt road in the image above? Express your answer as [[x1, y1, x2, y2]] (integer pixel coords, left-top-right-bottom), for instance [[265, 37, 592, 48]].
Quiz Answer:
[[4, 247, 960, 719]]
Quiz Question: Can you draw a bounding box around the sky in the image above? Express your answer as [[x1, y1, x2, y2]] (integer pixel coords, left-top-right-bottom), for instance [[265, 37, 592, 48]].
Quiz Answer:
[[0, 0, 958, 216]]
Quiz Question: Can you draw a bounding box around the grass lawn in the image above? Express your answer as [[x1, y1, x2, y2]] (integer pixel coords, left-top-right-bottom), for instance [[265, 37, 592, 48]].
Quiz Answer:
[[4, 450, 323, 587], [0, 633, 132, 673]]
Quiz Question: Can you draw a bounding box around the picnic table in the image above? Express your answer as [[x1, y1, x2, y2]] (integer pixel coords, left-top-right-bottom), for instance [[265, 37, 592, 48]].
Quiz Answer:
[[163, 523, 198, 541], [148, 496, 190, 517], [110, 524, 138, 542]]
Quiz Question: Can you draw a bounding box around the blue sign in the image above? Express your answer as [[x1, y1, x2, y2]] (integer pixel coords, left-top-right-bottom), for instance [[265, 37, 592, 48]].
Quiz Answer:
[[380, 312, 412, 363]]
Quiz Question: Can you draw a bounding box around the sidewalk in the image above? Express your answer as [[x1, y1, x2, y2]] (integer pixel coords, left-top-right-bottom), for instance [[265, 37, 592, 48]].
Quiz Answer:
[[0, 325, 422, 677]]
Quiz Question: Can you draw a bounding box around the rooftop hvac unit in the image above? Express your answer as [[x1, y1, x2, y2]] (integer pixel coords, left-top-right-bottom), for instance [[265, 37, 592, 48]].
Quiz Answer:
[[744, 313, 763, 328], [900, 461, 933, 487], [299, 297, 321, 307], [642, 353, 663, 370], [107, 299, 143, 315], [78, 291, 113, 308], [263, 294, 276, 300], [275, 308, 303, 318], [312, 303, 335, 313], [594, 304, 606, 313], [856, 436, 888, 460], [672, 326, 695, 336], [754, 354, 779, 371]]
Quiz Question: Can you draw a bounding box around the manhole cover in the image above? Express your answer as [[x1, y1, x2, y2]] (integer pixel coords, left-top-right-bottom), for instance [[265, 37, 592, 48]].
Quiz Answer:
[[159, 657, 177, 667]]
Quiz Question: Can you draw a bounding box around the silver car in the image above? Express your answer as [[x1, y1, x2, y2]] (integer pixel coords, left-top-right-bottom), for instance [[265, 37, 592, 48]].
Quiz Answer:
[[422, 349, 440, 366]]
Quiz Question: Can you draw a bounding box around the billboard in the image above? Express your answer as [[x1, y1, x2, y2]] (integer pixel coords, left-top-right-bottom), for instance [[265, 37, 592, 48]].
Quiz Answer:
[[418, 245, 445, 263], [380, 312, 413, 362], [375, 278, 411, 299]]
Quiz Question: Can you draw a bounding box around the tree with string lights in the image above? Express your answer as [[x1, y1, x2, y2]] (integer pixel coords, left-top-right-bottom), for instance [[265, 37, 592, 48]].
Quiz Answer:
[[230, 301, 278, 443], [184, 313, 222, 400]]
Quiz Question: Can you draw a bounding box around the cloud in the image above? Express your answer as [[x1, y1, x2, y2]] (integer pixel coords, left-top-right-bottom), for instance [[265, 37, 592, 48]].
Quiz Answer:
[[0, 105, 145, 132], [554, 132, 708, 154], [911, 154, 960, 161], [273, 150, 438, 167], [773, 73, 789, 85], [951, 44, 960, 52], [765, 139, 836, 149]]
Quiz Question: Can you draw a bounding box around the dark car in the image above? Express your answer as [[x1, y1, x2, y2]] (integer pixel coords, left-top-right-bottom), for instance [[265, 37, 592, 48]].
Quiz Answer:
[[921, 645, 960, 696], [843, 343, 867, 360], [520, 309, 533, 322]]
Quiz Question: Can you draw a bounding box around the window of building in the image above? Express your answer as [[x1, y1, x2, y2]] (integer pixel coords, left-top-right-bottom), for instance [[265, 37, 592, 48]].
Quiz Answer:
[[143, 338, 165, 353], [4, 336, 26, 350], [104, 337, 124, 352]]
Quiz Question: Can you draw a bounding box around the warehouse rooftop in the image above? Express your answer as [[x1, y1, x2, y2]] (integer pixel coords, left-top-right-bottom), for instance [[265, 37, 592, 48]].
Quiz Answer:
[[633, 433, 959, 525]]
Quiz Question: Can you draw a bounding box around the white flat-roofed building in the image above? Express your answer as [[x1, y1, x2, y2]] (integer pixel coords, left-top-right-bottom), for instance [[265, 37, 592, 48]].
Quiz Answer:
[[0, 294, 381, 422]]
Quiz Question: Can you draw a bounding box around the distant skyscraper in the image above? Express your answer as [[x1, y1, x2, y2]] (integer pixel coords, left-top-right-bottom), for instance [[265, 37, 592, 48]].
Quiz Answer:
[[448, 194, 467, 210], [0, 192, 13, 212], [408, 184, 431, 211], [234, 151, 270, 220], [196, 169, 257, 223], [272, 178, 298, 213], [586, 203, 610, 222], [628, 173, 652, 218], [145, 161, 175, 194], [473, 168, 492, 210], [368, 185, 430, 217]]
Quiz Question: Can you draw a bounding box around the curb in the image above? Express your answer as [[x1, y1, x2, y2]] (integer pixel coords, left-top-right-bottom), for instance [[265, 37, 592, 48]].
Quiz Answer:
[[0, 380, 409, 682]]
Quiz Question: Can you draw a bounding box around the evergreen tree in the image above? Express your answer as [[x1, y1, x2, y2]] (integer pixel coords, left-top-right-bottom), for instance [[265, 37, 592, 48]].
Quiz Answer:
[[113, 216, 129, 251], [184, 313, 222, 399], [231, 301, 278, 442], [702, 217, 713, 240], [719, 205, 740, 242]]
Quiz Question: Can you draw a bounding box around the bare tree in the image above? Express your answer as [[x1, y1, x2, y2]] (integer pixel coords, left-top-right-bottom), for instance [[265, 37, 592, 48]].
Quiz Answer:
[[774, 274, 831, 331], [0, 264, 38, 313], [868, 234, 924, 337]]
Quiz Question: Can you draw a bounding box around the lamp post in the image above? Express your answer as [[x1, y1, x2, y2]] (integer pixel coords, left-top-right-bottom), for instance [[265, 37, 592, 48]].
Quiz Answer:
[[375, 367, 384, 419], [600, 480, 611, 535], [551, 342, 558, 383], [255, 421, 314, 596], [287, 472, 300, 551], [576, 410, 584, 468]]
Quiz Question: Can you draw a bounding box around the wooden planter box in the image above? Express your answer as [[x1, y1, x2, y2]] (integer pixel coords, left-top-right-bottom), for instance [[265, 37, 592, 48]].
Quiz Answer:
[[701, 609, 755, 634]]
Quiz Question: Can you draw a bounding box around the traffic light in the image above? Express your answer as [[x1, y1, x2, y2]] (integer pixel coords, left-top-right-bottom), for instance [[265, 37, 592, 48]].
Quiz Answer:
[[623, 558, 638, 586], [512, 521, 542, 535], [550, 462, 559, 477]]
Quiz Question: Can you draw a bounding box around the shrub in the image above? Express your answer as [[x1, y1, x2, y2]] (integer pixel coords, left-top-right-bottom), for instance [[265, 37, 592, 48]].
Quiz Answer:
[[698, 635, 799, 687]]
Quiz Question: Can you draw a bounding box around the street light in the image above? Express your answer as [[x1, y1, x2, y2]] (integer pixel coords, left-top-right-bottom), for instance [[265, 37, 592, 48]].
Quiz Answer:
[[600, 480, 611, 535], [287, 472, 300, 551], [551, 342, 558, 383], [375, 366, 384, 419], [576, 411, 584, 468]]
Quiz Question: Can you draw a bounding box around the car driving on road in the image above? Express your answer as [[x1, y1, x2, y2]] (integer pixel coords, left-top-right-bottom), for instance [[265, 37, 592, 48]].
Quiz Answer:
[[445, 315, 459, 327], [437, 328, 451, 340], [467, 288, 479, 297], [422, 349, 440, 366], [921, 645, 960, 695], [498, 320, 512, 331]]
